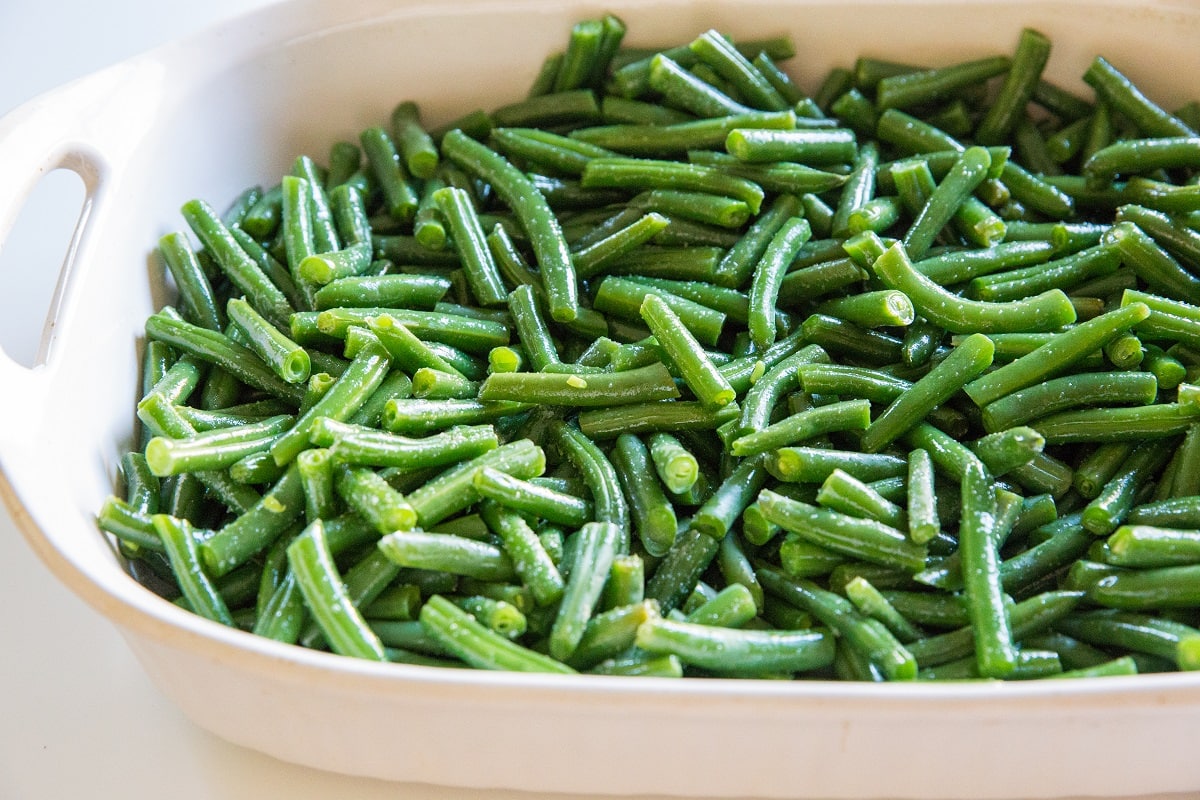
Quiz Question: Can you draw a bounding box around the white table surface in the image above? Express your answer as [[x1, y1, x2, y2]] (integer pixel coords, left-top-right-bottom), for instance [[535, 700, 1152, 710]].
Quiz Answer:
[[0, 3, 1193, 799]]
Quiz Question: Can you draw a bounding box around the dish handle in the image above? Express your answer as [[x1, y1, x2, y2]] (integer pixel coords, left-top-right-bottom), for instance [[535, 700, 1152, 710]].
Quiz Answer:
[[0, 59, 165, 419]]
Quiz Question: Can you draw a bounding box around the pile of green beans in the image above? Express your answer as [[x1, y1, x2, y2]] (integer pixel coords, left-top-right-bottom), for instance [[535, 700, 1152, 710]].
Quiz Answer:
[[100, 17, 1200, 681]]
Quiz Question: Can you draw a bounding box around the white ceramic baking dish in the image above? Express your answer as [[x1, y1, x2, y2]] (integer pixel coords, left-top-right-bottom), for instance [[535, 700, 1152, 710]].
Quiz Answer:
[[3, 1, 1200, 797]]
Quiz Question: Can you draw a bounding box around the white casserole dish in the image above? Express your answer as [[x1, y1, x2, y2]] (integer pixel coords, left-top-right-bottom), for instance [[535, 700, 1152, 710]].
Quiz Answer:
[[3, 1, 1200, 797]]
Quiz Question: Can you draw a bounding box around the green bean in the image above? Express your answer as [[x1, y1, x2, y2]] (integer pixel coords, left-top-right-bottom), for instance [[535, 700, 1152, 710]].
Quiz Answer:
[[687, 149, 847, 196], [603, 244, 726, 283], [382, 398, 526, 436], [879, 589, 968, 630], [975, 29, 1053, 145], [725, 127, 857, 166], [145, 311, 305, 407], [688, 30, 788, 112], [758, 489, 927, 572], [228, 451, 287, 486], [633, 189, 749, 229], [285, 520, 385, 660], [549, 521, 621, 660], [143, 356, 204, 411], [970, 242, 1121, 303], [872, 243, 1077, 335], [442, 130, 578, 322], [450, 595, 526, 640], [279, 174, 316, 292], [1078, 441, 1170, 536], [1084, 137, 1200, 187], [610, 434, 677, 557], [313, 307, 507, 355], [922, 648, 1064, 681], [637, 616, 835, 675], [757, 568, 915, 680], [777, 534, 844, 578], [1029, 76, 1092, 120], [847, 198, 903, 237], [573, 111, 794, 157], [299, 222, 372, 287], [153, 514, 234, 626], [902, 422, 986, 484], [196, 462, 302, 576], [1123, 176, 1200, 214], [861, 332, 993, 453], [1102, 221, 1200, 303], [905, 448, 940, 545], [359, 317, 461, 380], [360, 126, 420, 222], [691, 455, 769, 541], [431, 186, 507, 307], [477, 503, 565, 607], [1129, 496, 1200, 529], [731, 343, 828, 440], [226, 299, 309, 386], [330, 463, 415, 534], [644, 527, 721, 612], [581, 156, 764, 214], [473, 467, 590, 528], [730, 399, 871, 458], [384, 101, 438, 180], [648, 54, 752, 118], [159, 232, 223, 331], [572, 212, 669, 278], [747, 217, 811, 351], [377, 530, 514, 582], [907, 590, 1082, 668], [638, 293, 734, 409], [816, 467, 906, 530], [144, 415, 293, 477], [844, 577, 924, 643], [595, 276, 726, 346], [419, 594, 574, 673], [552, 422, 629, 545], [677, 582, 754, 628], [267, 340, 390, 465], [958, 460, 1018, 677], [1056, 609, 1200, 671], [320, 141, 360, 190], [136, 393, 263, 514], [766, 446, 907, 484], [180, 199, 295, 327], [903, 147, 993, 261], [876, 55, 1010, 110], [561, 599, 656, 670], [292, 155, 339, 255], [478, 362, 678, 407], [1104, 525, 1200, 569], [918, 241, 1057, 286], [1009, 451, 1076, 500], [1031, 402, 1200, 444], [252, 571, 306, 643], [639, 432, 698, 497], [619, 276, 749, 325], [963, 302, 1150, 407], [1051, 656, 1140, 679], [405, 439, 544, 528], [294, 447, 335, 524], [1083, 56, 1196, 139], [118, 453, 160, 520], [970, 426, 1045, 477]]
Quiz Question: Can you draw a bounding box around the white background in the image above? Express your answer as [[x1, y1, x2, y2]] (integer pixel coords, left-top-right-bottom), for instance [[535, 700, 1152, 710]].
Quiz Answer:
[[0, 2, 1192, 799]]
